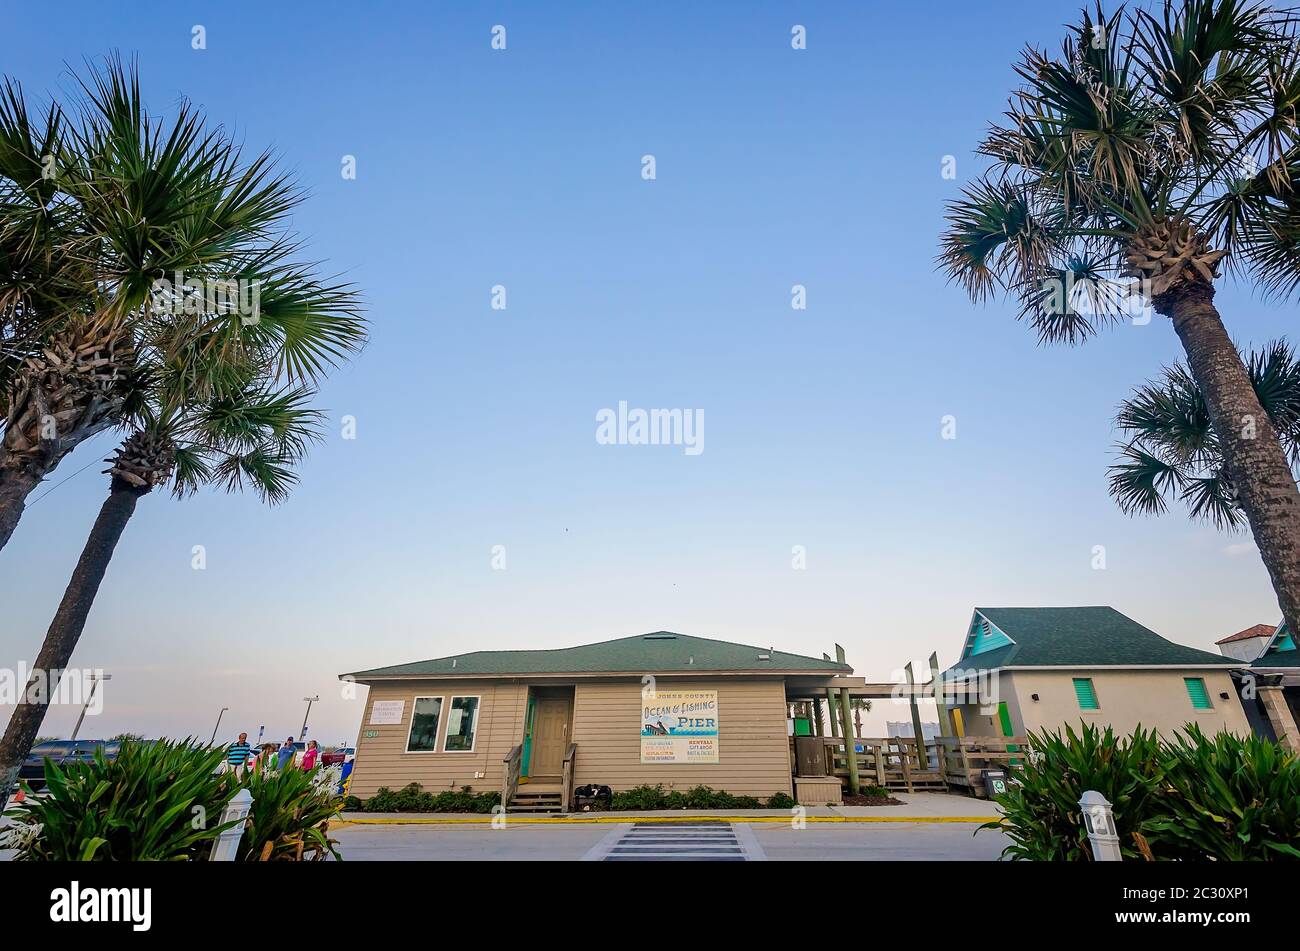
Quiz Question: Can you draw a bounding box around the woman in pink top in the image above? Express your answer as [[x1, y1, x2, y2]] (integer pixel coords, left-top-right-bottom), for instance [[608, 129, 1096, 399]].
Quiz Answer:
[[301, 739, 320, 770]]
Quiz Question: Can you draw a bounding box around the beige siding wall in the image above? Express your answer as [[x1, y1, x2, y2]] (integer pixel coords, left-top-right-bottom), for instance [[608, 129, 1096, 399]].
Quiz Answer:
[[570, 678, 792, 799], [953, 668, 1251, 739], [347, 680, 528, 799]]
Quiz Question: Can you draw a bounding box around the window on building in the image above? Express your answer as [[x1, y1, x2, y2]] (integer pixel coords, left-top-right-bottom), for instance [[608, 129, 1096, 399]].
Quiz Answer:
[[406, 696, 443, 752], [1184, 677, 1213, 710], [443, 696, 480, 751], [1072, 677, 1099, 710]]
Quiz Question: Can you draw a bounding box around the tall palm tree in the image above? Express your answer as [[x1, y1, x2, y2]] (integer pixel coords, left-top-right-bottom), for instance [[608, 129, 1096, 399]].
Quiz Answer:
[[939, 1, 1300, 631], [0, 59, 364, 551], [1110, 340, 1300, 528], [0, 368, 325, 806]]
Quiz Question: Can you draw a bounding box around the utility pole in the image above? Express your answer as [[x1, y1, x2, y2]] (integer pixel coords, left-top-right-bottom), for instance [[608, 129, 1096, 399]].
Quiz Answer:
[[300, 695, 320, 740], [209, 706, 229, 745], [70, 673, 111, 741]]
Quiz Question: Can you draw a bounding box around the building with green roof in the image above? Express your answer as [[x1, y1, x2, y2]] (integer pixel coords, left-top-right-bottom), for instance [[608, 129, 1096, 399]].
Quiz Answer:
[[341, 631, 862, 809], [940, 607, 1251, 740]]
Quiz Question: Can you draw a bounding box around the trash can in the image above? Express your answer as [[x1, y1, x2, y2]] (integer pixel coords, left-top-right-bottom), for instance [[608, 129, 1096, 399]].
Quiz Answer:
[[981, 768, 1008, 797]]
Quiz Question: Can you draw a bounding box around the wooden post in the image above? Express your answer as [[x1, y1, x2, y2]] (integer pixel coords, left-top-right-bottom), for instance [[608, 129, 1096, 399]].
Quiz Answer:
[[929, 651, 952, 739], [904, 662, 926, 766], [823, 655, 841, 739], [835, 644, 859, 796]]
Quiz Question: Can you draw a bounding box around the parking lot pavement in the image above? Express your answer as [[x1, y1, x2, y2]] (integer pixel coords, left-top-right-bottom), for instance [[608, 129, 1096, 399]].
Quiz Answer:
[[332, 819, 1007, 861]]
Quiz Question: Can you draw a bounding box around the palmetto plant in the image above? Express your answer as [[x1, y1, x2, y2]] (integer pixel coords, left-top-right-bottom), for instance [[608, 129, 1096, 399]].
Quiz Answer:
[[0, 58, 363, 551], [938, 1, 1300, 629], [1110, 341, 1300, 527]]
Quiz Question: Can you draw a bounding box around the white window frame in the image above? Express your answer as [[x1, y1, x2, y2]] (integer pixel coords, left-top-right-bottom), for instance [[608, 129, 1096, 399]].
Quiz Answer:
[[404, 695, 445, 754], [441, 695, 482, 754]]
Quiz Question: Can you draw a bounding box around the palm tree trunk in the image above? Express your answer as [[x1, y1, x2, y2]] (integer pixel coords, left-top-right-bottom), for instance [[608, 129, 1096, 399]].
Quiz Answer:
[[1166, 284, 1300, 637], [0, 467, 45, 552], [0, 477, 147, 807]]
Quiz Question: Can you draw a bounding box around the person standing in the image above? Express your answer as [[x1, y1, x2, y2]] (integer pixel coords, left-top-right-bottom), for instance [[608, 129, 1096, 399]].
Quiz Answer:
[[226, 732, 255, 772], [276, 737, 296, 770], [301, 739, 319, 770]]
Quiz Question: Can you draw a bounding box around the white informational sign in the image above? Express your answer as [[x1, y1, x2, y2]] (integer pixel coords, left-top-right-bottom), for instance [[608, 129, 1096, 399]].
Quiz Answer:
[[369, 699, 405, 725]]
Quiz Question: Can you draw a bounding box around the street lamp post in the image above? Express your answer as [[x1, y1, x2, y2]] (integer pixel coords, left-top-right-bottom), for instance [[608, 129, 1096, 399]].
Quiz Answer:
[[70, 673, 111, 741], [300, 696, 320, 740], [210, 706, 229, 745]]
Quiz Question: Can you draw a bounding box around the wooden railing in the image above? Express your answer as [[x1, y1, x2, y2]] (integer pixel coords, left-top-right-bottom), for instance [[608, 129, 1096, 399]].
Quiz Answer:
[[799, 734, 1030, 796], [560, 743, 577, 812], [937, 735, 1028, 797], [816, 736, 947, 792], [501, 744, 522, 808]]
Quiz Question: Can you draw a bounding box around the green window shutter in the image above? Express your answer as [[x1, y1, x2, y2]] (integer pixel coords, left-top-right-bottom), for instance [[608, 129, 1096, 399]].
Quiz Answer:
[[1072, 678, 1099, 710], [1184, 677, 1212, 710]]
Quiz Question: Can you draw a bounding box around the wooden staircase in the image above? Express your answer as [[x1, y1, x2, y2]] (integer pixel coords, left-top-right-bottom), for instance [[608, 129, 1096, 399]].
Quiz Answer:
[[507, 784, 565, 813], [502, 743, 577, 813]]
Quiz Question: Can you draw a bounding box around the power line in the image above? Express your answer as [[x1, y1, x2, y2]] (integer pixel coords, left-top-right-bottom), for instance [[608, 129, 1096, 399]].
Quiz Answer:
[[27, 455, 104, 506]]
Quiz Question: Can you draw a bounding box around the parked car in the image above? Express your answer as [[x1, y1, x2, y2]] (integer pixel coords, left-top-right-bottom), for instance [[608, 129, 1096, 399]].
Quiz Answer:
[[321, 746, 354, 767], [19, 739, 122, 790]]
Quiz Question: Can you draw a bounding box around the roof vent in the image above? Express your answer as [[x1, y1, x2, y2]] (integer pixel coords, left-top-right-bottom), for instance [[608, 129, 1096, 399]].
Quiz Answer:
[[644, 633, 677, 640], [451, 658, 457, 668], [758, 652, 771, 661], [688, 656, 694, 665]]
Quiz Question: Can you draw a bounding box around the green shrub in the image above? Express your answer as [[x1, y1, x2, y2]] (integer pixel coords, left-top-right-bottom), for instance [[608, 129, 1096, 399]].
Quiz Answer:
[[986, 724, 1164, 861], [359, 783, 499, 813], [239, 764, 345, 861], [1, 738, 236, 861], [986, 723, 1300, 861], [609, 784, 768, 810], [861, 784, 890, 798], [766, 792, 796, 810], [1142, 726, 1300, 861], [1, 739, 350, 862], [611, 783, 669, 810]]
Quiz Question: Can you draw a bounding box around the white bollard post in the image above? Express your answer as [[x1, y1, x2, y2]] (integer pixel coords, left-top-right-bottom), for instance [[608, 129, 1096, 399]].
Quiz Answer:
[[1079, 789, 1122, 861], [210, 788, 254, 861]]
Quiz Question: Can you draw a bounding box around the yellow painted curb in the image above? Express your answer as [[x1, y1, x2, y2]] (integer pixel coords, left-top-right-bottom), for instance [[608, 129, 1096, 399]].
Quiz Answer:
[[335, 814, 996, 826]]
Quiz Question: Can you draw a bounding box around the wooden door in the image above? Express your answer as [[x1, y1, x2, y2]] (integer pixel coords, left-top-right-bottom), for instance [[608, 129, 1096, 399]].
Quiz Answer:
[[530, 696, 570, 777]]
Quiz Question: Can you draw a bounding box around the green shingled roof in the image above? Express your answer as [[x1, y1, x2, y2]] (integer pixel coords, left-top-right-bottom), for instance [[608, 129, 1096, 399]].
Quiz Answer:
[[345, 631, 851, 679], [944, 607, 1240, 675]]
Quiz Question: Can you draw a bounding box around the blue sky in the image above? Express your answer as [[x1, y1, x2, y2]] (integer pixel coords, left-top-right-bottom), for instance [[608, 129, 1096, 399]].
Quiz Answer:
[[1, 0, 1291, 743]]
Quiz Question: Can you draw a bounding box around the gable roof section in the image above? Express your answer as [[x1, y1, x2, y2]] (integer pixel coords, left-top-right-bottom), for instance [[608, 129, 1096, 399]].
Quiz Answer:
[[344, 631, 852, 680], [1255, 622, 1299, 668], [944, 607, 1240, 676], [1216, 623, 1275, 645]]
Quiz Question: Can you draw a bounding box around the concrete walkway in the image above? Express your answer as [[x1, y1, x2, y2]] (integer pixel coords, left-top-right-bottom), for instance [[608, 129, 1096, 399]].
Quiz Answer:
[[335, 791, 1002, 825]]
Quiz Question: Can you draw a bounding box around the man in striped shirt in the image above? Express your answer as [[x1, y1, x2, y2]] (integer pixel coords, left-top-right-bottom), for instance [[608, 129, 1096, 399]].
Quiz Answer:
[[227, 733, 254, 770]]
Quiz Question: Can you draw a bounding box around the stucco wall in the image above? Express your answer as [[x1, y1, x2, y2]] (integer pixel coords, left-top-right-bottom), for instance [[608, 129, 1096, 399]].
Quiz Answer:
[[952, 668, 1250, 739]]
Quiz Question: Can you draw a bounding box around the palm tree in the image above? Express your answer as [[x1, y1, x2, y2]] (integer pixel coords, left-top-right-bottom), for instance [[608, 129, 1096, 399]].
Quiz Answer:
[[851, 697, 871, 738], [0, 369, 325, 806], [0, 59, 364, 551], [939, 1, 1300, 632], [1110, 340, 1300, 528]]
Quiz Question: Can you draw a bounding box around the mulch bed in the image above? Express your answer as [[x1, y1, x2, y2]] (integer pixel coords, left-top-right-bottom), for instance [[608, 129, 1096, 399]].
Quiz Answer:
[[840, 793, 904, 806]]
